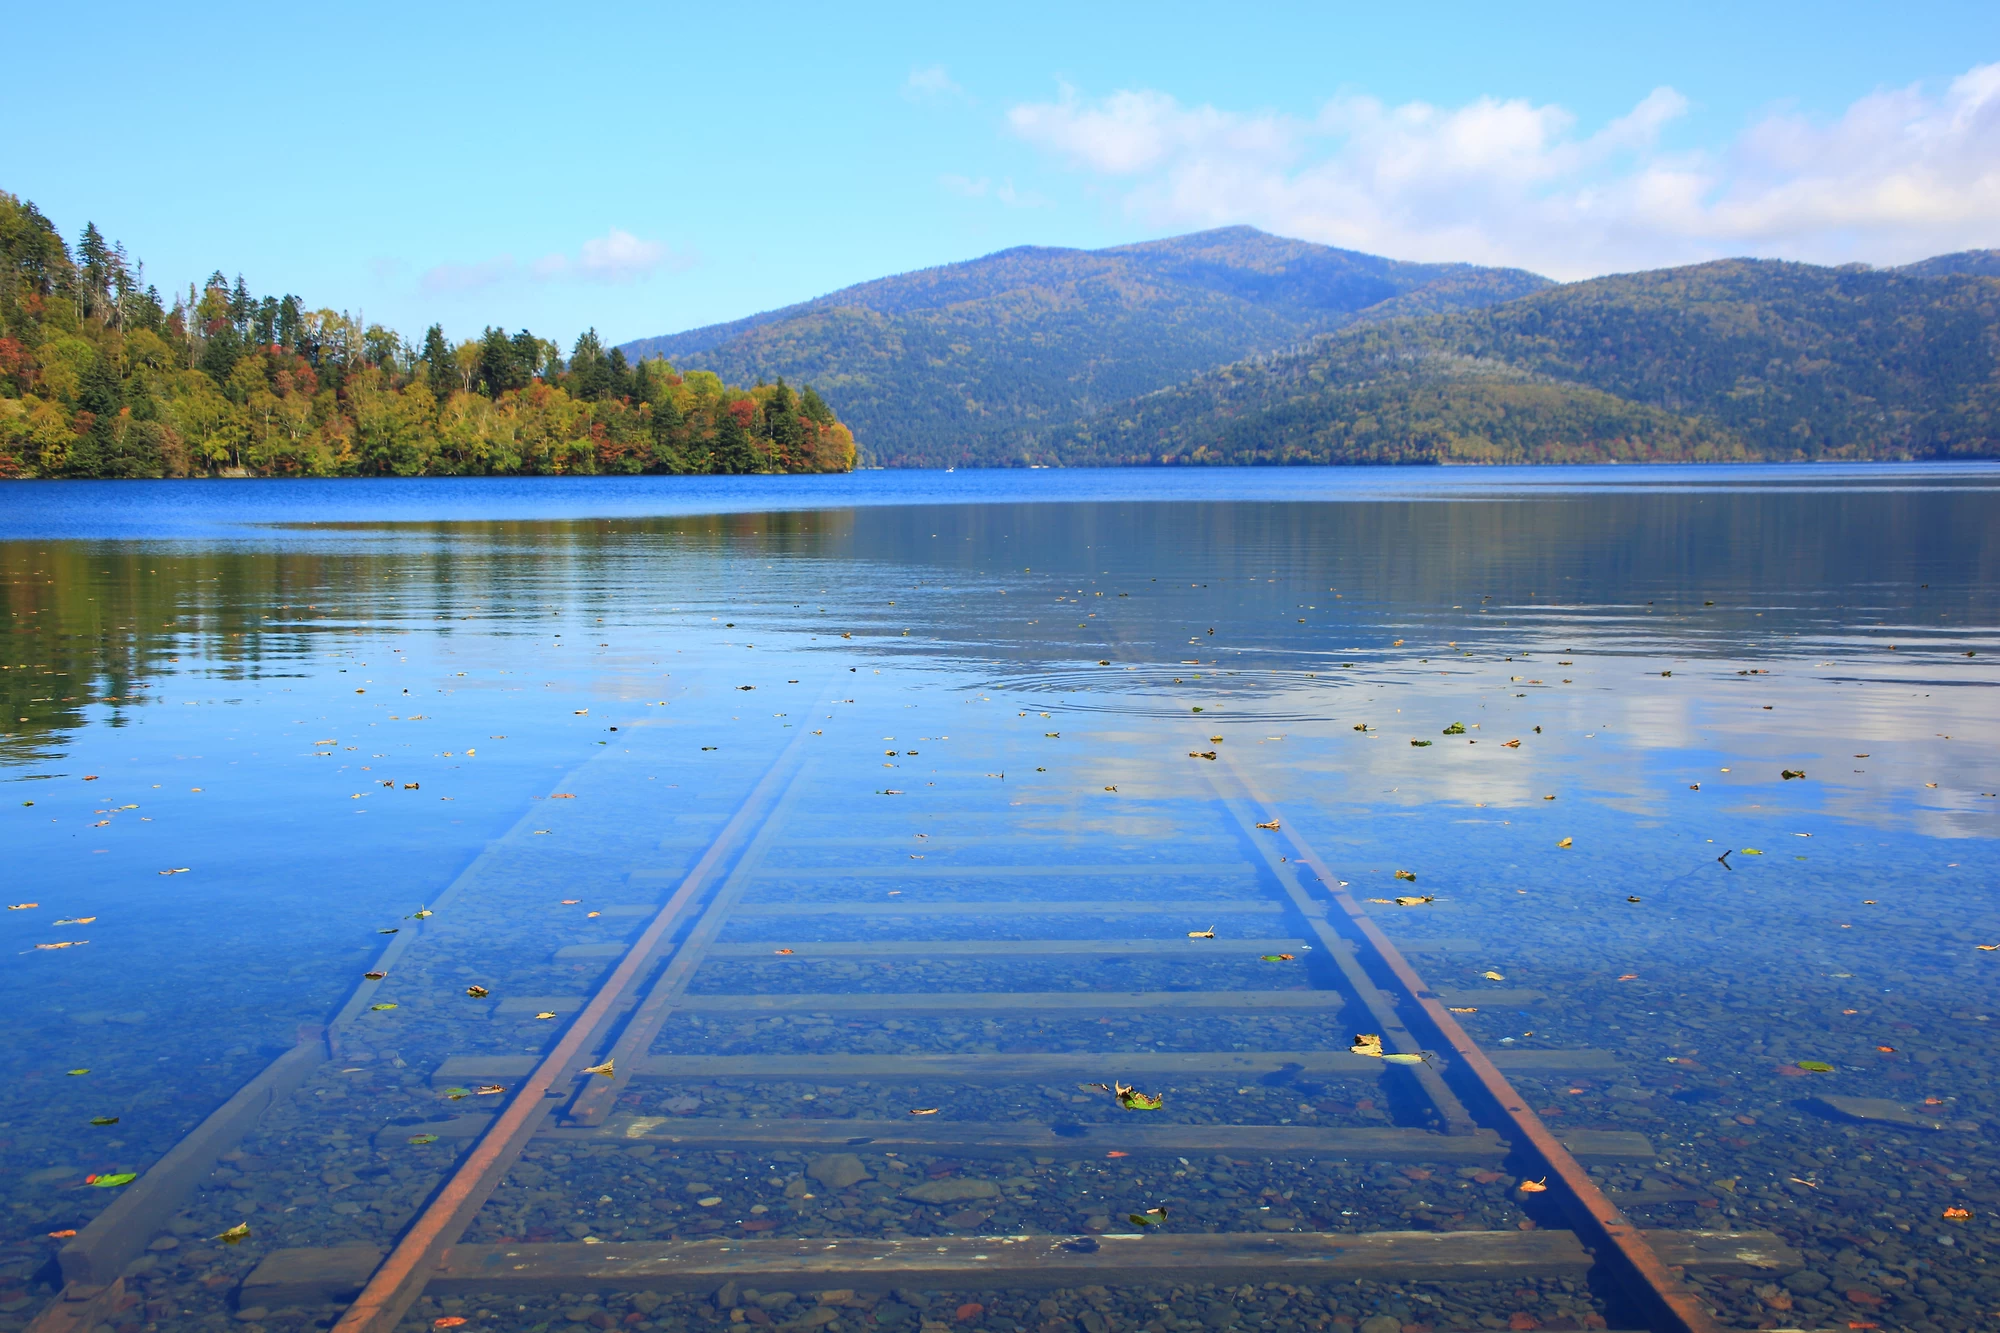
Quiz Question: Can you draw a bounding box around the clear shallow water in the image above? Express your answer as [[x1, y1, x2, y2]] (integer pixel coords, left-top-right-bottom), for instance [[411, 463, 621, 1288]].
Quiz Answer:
[[2, 464, 1998, 1333]]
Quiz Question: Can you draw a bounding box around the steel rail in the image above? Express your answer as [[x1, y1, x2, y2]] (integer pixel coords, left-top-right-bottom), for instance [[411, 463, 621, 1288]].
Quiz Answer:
[[330, 725, 820, 1333], [564, 775, 806, 1125], [1216, 754, 1723, 1333]]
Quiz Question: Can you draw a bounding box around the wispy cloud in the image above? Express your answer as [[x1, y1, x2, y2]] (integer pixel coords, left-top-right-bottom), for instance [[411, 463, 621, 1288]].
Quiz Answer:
[[905, 64, 962, 100], [1008, 65, 2000, 277], [419, 228, 690, 295], [939, 174, 1049, 208]]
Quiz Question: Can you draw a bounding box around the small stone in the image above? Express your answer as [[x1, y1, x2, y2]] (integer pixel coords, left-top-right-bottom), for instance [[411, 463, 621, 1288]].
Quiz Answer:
[[234, 1308, 271, 1323], [808, 1154, 870, 1190], [1781, 1271, 1829, 1296], [147, 1236, 180, 1252]]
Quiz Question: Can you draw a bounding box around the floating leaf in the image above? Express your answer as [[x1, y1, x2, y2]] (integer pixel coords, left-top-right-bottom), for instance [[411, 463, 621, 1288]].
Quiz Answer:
[[475, 1085, 505, 1096], [1502, 739, 1520, 748], [47, 1229, 77, 1238], [1410, 739, 1432, 747], [1627, 895, 1643, 903], [90, 1116, 119, 1126], [1127, 1207, 1169, 1228], [1781, 770, 1806, 780], [580, 1060, 615, 1077], [369, 1003, 397, 1012], [1482, 971, 1506, 981], [35, 941, 87, 950], [1796, 1060, 1836, 1073], [158, 868, 190, 876], [52, 917, 96, 926], [1742, 849, 1764, 856], [364, 971, 387, 980], [465, 985, 489, 999], [1943, 1206, 1972, 1221], [1517, 1178, 1549, 1194], [1394, 870, 1417, 882], [1254, 819, 1280, 830], [908, 1107, 940, 1116], [442, 1087, 472, 1100], [1382, 1053, 1428, 1066], [1259, 954, 1295, 962], [1393, 896, 1433, 907], [408, 908, 433, 920], [1114, 1082, 1163, 1111], [89, 1173, 136, 1188], [1442, 722, 1466, 735], [1187, 927, 1215, 939], [1350, 1034, 1384, 1057], [378, 928, 399, 934], [407, 1133, 439, 1145], [535, 1012, 557, 1020], [1188, 751, 1216, 760], [213, 1223, 251, 1245], [7, 903, 37, 910], [435, 1320, 469, 1329], [1556, 837, 1572, 849], [67, 1069, 89, 1076], [773, 947, 795, 955], [1447, 1006, 1478, 1013]]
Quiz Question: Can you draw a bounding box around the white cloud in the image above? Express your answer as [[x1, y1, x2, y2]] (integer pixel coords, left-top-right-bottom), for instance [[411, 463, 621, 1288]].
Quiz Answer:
[[906, 64, 962, 99], [1007, 66, 2000, 277], [419, 228, 687, 295]]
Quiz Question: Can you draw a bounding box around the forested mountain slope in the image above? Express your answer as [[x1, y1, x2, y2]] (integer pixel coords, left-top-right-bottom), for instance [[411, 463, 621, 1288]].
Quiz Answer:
[[619, 227, 1550, 466], [1047, 258, 2000, 467]]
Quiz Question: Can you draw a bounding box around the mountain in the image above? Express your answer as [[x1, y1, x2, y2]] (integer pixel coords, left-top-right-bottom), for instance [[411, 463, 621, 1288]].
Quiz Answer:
[[1895, 249, 2000, 280], [618, 228, 1551, 466], [1047, 257, 2000, 467]]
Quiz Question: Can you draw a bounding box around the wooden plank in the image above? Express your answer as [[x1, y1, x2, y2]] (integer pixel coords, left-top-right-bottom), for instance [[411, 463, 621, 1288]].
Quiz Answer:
[[729, 900, 1286, 919], [745, 863, 1256, 881], [706, 938, 1308, 958], [380, 1115, 1657, 1165], [1646, 1229, 1803, 1275], [671, 990, 1344, 1015], [433, 1047, 1614, 1088], [244, 1229, 1795, 1304], [57, 1035, 328, 1286], [24, 1278, 131, 1333]]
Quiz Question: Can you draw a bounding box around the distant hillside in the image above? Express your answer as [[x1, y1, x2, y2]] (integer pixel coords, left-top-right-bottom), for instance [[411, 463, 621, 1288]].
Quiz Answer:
[[619, 228, 1550, 466], [1048, 258, 2000, 467], [1896, 249, 2000, 280]]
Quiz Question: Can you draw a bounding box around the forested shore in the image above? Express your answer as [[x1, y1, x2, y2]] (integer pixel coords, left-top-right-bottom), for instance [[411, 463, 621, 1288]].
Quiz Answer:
[[0, 193, 854, 478]]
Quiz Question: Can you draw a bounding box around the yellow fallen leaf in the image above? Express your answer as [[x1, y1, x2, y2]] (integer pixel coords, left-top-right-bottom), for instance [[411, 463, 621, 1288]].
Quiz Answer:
[[1556, 837, 1572, 849], [580, 1060, 614, 1077], [535, 1011, 557, 1020], [1382, 1053, 1427, 1065], [1482, 971, 1506, 981], [1187, 927, 1215, 939], [1518, 1178, 1549, 1194], [1393, 896, 1433, 907], [1448, 1006, 1478, 1013], [1254, 819, 1280, 830], [1349, 1034, 1384, 1057]]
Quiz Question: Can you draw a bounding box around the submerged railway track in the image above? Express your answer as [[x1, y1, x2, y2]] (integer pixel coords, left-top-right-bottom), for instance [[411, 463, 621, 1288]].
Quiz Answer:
[[32, 725, 1785, 1333]]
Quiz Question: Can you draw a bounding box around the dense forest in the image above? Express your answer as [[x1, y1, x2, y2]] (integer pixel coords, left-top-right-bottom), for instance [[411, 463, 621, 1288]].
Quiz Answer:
[[621, 227, 1551, 467], [0, 193, 854, 479], [1048, 256, 2000, 467]]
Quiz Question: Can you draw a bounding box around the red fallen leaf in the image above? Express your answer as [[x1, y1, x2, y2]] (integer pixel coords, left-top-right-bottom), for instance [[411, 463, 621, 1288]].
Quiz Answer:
[[1105, 1151, 1129, 1158], [435, 1320, 468, 1329], [740, 1219, 778, 1232], [48, 1228, 77, 1238], [1509, 1314, 1541, 1330], [550, 793, 576, 799], [1848, 1324, 1880, 1330], [1400, 1167, 1432, 1181], [1845, 1292, 1884, 1308], [956, 1305, 984, 1323]]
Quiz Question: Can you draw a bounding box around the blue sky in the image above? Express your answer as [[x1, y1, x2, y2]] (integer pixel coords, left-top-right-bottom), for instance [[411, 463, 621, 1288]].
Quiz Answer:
[[5, 0, 1997, 351]]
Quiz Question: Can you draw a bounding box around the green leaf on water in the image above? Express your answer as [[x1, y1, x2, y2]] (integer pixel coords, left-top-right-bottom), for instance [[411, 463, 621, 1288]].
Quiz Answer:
[[407, 1133, 439, 1145], [89, 1173, 136, 1188], [214, 1223, 251, 1245], [67, 1069, 89, 1076], [1442, 722, 1466, 735], [442, 1086, 472, 1100], [1796, 1060, 1836, 1073], [369, 1003, 397, 1011], [89, 1117, 119, 1126]]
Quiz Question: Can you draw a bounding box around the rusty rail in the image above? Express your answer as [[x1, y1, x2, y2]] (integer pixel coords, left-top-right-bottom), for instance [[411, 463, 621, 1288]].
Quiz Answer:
[[330, 724, 821, 1333], [1216, 754, 1723, 1333]]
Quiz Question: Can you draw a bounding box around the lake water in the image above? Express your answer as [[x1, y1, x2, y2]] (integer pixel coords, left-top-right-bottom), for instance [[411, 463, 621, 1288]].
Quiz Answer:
[[2, 464, 1997, 1333]]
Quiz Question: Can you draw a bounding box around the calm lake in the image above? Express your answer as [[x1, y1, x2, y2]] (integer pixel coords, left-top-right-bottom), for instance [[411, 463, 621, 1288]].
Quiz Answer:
[[2, 464, 1997, 1333]]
